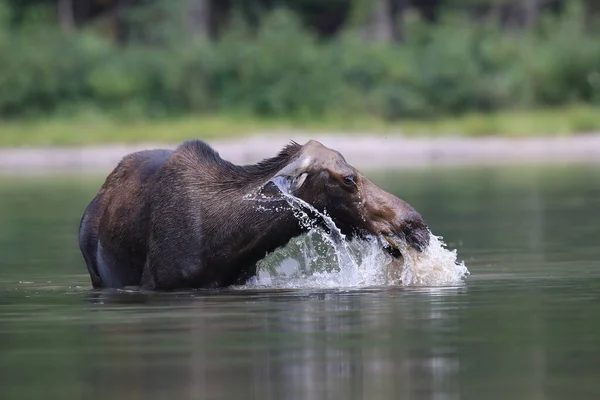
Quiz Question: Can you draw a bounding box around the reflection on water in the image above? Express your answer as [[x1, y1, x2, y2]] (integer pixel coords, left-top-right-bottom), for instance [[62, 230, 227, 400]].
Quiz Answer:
[[80, 287, 468, 400], [1, 164, 600, 399]]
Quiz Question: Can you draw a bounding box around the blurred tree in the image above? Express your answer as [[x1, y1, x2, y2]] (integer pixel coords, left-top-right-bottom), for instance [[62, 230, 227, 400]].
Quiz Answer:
[[523, 0, 542, 26], [441, 0, 553, 28], [4, 0, 598, 42], [351, 0, 407, 43], [187, 0, 211, 37], [57, 0, 74, 34]]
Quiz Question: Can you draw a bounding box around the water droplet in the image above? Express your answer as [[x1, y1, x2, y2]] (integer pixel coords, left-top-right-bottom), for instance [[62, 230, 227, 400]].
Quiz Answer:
[[238, 179, 469, 289]]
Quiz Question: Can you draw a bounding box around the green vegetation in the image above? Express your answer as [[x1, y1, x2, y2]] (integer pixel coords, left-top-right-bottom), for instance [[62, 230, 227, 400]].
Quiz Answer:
[[1, 105, 598, 147], [0, 1, 599, 144]]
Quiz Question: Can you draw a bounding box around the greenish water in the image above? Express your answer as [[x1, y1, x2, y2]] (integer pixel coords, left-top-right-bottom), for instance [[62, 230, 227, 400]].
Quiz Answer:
[[1, 164, 599, 400]]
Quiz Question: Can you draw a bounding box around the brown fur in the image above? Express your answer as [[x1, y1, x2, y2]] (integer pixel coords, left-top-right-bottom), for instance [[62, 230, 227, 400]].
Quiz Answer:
[[79, 139, 428, 290]]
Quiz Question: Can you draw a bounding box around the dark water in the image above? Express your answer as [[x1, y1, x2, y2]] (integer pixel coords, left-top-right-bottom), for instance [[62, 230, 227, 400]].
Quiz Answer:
[[1, 164, 599, 400]]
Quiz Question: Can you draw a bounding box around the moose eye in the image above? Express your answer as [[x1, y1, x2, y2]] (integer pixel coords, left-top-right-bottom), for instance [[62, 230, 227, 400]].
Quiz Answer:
[[343, 175, 356, 186]]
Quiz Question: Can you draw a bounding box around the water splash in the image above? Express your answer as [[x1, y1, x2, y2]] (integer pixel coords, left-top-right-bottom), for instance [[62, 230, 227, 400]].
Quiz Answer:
[[387, 235, 469, 286], [239, 178, 469, 290]]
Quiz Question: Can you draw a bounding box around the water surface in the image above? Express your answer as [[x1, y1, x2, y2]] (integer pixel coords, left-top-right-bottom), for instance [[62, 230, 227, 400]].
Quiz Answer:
[[1, 164, 599, 400]]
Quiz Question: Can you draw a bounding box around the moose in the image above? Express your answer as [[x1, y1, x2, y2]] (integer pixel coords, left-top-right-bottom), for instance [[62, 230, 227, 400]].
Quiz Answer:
[[78, 139, 430, 290]]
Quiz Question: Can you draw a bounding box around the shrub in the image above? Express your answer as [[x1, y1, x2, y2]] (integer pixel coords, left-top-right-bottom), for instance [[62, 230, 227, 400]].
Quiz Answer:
[[0, 3, 598, 121]]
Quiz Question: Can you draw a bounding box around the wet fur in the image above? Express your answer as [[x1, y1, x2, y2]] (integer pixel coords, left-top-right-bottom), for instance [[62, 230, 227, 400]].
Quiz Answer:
[[79, 140, 303, 290]]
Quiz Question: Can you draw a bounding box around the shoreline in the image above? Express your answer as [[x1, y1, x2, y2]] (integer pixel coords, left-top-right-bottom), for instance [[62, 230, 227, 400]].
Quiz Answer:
[[1, 132, 600, 173]]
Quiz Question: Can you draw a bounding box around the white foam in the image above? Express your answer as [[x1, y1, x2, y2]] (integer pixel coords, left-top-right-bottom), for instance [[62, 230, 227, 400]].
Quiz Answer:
[[239, 232, 468, 290], [238, 180, 470, 290], [394, 234, 470, 286]]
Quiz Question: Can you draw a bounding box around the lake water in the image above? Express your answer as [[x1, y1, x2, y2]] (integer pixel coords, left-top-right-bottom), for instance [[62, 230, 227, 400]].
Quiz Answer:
[[1, 164, 599, 400]]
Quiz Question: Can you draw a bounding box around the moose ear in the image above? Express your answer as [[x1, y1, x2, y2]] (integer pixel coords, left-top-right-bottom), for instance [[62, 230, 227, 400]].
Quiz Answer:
[[291, 172, 308, 191], [272, 155, 311, 179], [269, 155, 311, 193]]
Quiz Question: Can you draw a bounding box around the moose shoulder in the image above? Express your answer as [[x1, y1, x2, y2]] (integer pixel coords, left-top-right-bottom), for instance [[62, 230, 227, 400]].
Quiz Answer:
[[79, 140, 429, 290]]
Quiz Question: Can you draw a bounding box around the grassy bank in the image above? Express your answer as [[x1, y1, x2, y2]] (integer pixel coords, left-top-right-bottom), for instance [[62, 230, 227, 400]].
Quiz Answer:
[[1, 105, 598, 147]]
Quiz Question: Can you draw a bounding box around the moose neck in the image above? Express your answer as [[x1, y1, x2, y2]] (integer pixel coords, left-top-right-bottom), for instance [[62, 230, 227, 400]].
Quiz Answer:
[[180, 140, 307, 275], [219, 173, 305, 264]]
